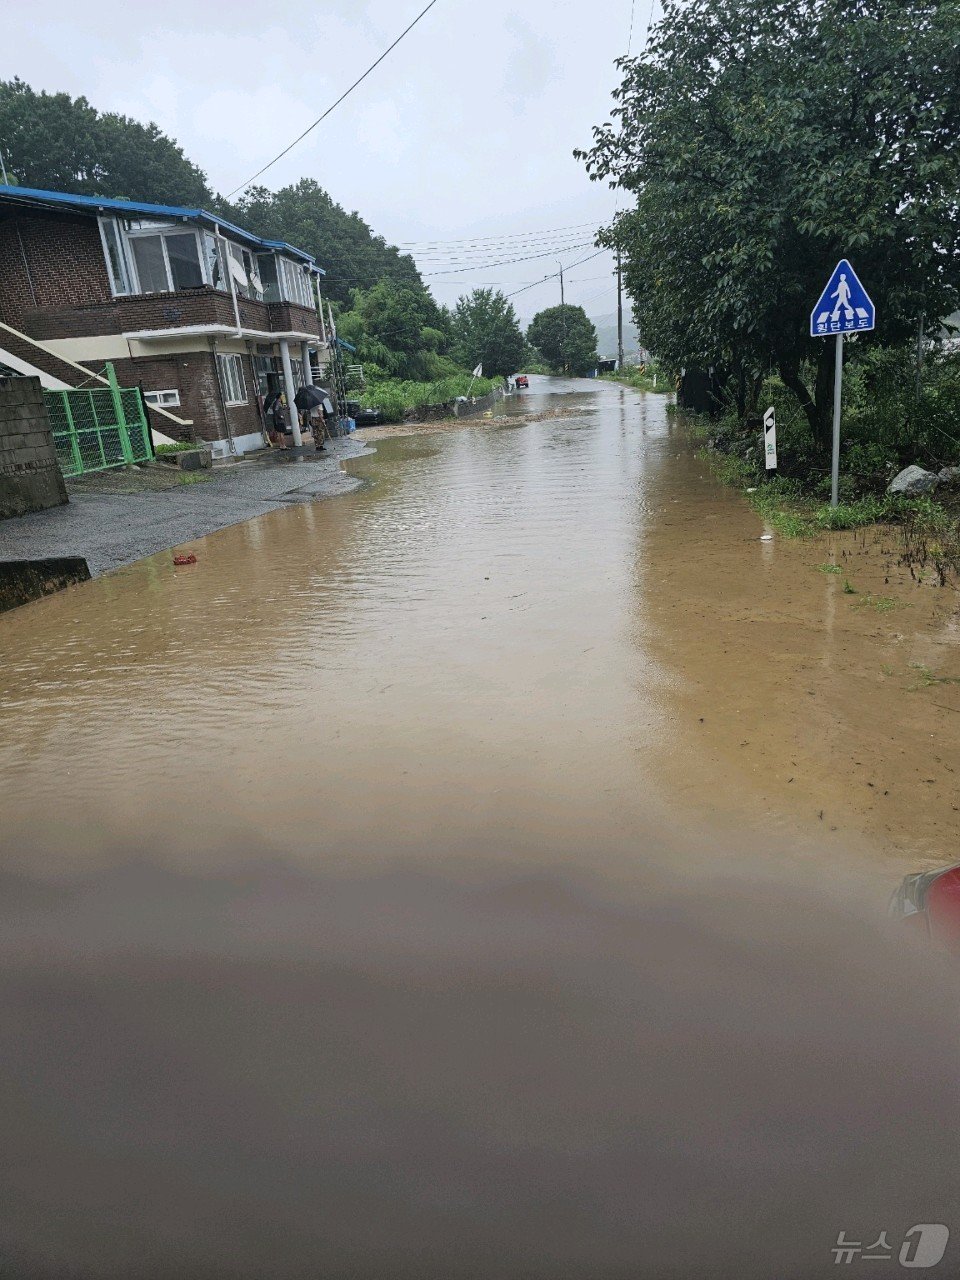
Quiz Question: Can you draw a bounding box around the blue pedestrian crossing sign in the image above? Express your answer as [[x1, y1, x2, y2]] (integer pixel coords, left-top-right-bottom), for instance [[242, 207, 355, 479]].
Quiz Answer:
[[810, 259, 875, 337]]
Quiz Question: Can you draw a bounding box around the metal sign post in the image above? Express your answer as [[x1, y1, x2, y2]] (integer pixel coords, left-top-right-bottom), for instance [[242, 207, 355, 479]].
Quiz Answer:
[[831, 334, 843, 507], [809, 259, 875, 508]]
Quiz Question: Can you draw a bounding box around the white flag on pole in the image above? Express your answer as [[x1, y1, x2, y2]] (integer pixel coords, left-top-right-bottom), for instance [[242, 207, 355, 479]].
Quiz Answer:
[[472, 363, 483, 378]]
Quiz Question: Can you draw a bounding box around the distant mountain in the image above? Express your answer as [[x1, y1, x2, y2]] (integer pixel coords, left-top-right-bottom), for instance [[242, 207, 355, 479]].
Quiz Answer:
[[590, 312, 641, 359]]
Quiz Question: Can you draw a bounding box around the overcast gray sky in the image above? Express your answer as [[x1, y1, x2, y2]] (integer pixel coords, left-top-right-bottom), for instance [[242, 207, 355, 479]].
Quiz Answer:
[[2, 0, 658, 319]]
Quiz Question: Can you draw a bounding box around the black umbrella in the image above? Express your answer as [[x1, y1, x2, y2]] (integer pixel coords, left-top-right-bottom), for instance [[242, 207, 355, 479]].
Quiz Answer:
[[294, 384, 330, 412]]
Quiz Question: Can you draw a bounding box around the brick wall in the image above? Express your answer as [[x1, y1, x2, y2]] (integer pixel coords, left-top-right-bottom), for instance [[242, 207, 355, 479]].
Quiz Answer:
[[1, 208, 321, 342], [108, 350, 265, 445], [0, 376, 68, 519], [0, 209, 112, 326], [0, 206, 318, 448], [268, 302, 321, 336]]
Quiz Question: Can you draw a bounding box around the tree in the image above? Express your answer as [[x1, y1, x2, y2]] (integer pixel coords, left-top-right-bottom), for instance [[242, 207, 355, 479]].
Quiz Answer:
[[527, 305, 598, 375], [578, 0, 960, 448], [0, 78, 211, 205], [230, 179, 424, 306], [450, 288, 527, 378], [335, 280, 456, 380]]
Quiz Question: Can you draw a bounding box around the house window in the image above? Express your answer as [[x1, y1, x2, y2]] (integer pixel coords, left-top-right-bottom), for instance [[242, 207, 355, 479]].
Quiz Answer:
[[278, 257, 313, 308], [99, 216, 207, 296], [99, 219, 134, 295], [165, 233, 205, 289], [258, 253, 281, 304], [226, 242, 264, 302], [217, 354, 247, 406], [143, 389, 181, 408], [130, 235, 168, 293], [252, 354, 279, 396]]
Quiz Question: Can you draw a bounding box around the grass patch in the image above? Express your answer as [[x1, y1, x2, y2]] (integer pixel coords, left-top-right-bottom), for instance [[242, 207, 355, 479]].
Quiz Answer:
[[813, 496, 896, 530], [817, 563, 842, 574], [696, 427, 960, 577], [178, 472, 210, 486], [853, 594, 903, 612], [600, 363, 672, 394], [155, 441, 201, 455], [907, 663, 960, 690], [767, 508, 812, 538], [899, 498, 960, 586]]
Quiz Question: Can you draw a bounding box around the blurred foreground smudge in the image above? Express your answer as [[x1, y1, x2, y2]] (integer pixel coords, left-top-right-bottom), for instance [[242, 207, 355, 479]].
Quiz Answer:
[[0, 846, 957, 1279]]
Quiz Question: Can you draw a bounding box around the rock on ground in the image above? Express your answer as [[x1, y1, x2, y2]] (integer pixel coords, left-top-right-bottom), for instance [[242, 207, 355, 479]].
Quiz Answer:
[[887, 465, 940, 496]]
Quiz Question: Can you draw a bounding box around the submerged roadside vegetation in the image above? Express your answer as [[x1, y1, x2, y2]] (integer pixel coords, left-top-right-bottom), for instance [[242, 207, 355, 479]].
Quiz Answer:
[[684, 348, 960, 585], [358, 374, 498, 423], [600, 361, 672, 394], [578, 0, 960, 585]]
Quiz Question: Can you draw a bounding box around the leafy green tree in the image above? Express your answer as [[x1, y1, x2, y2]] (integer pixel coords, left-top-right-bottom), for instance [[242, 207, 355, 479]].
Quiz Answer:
[[0, 78, 210, 205], [336, 280, 456, 380], [230, 179, 424, 306], [450, 288, 527, 377], [0, 79, 451, 376], [527, 305, 598, 375], [578, 0, 960, 448]]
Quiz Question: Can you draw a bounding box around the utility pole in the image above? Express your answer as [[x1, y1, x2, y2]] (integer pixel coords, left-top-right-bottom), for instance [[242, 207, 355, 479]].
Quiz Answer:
[[557, 260, 567, 375], [616, 251, 625, 371], [0, 146, 8, 186]]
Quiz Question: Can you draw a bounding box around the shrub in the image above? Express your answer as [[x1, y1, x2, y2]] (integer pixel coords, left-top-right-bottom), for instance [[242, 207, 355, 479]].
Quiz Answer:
[[360, 374, 498, 423]]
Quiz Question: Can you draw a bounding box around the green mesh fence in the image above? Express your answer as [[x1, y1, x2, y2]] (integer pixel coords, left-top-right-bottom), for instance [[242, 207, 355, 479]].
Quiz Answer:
[[44, 365, 153, 478]]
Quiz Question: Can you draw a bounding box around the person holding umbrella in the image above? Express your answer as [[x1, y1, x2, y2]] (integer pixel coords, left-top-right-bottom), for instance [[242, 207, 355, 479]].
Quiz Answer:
[[294, 384, 334, 454]]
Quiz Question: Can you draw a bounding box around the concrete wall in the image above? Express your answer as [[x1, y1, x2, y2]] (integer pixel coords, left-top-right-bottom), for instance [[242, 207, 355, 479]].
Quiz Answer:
[[0, 556, 90, 614], [0, 376, 68, 519]]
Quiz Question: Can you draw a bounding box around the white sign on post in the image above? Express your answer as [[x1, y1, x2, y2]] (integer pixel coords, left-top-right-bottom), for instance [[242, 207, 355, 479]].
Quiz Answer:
[[763, 406, 777, 470]]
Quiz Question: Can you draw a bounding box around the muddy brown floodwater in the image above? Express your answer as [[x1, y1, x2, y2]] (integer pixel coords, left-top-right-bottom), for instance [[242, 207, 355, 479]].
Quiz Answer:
[[2, 375, 956, 879], [2, 375, 960, 1278]]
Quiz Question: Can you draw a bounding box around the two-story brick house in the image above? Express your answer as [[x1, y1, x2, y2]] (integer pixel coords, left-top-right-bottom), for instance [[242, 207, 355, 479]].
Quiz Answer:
[[0, 184, 328, 455]]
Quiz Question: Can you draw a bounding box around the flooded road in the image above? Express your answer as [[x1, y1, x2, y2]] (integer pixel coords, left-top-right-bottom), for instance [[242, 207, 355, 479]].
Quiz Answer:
[[2, 376, 960, 1277], [1, 375, 957, 878]]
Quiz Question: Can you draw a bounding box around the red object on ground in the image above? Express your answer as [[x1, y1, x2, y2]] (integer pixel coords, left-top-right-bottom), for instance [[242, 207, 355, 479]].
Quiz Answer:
[[924, 866, 960, 955], [173, 553, 197, 566], [892, 862, 960, 956]]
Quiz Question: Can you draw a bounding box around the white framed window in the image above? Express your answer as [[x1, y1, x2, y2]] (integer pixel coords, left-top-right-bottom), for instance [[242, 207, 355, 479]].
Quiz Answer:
[[100, 217, 207, 296], [201, 232, 263, 302], [217, 354, 247, 406], [99, 218, 135, 295], [277, 256, 313, 308], [143, 389, 181, 408], [100, 216, 295, 305]]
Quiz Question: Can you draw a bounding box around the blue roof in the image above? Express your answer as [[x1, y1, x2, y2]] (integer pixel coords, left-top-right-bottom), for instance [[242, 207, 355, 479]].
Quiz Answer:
[[0, 183, 324, 273]]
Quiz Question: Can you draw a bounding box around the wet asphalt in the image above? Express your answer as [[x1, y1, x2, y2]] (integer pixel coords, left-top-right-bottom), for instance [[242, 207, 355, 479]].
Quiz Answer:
[[0, 435, 371, 576]]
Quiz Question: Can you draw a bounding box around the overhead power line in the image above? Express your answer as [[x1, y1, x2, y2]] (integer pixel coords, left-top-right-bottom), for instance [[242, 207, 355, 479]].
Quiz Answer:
[[412, 231, 597, 256], [505, 249, 609, 300], [400, 221, 599, 249], [224, 0, 442, 198], [423, 242, 595, 277], [414, 240, 601, 267]]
